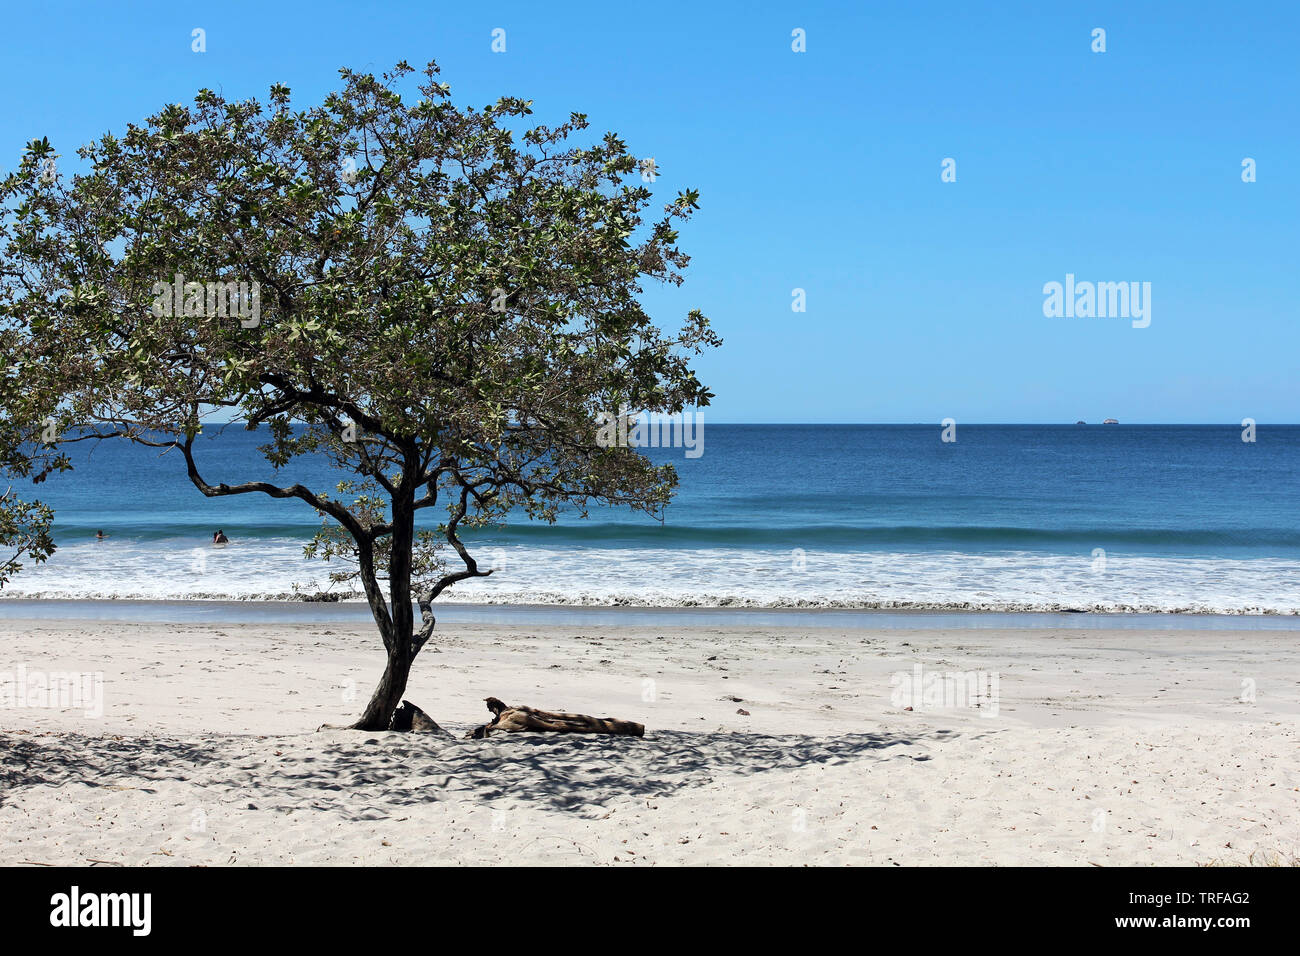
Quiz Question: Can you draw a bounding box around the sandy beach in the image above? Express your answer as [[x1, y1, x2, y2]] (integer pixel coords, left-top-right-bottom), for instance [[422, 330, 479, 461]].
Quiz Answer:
[[1, 616, 1296, 866]]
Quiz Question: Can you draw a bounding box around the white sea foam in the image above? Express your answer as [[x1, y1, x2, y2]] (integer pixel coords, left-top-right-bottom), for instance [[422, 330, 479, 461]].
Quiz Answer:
[[2, 539, 1297, 614]]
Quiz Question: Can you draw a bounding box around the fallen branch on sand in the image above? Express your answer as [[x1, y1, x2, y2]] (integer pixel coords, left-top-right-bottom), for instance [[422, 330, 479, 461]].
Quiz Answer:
[[468, 696, 645, 739], [318, 697, 645, 738]]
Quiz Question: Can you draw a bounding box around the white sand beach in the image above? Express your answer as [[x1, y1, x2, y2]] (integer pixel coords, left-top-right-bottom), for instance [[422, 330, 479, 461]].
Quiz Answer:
[[1, 617, 1296, 866]]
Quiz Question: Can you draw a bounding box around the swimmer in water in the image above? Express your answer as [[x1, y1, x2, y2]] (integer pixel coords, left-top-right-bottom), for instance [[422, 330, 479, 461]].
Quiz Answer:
[[213, 530, 229, 544], [95, 530, 107, 540]]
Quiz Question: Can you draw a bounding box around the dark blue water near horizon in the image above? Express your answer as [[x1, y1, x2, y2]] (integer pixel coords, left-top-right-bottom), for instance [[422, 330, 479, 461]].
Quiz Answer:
[[30, 423, 1300, 556]]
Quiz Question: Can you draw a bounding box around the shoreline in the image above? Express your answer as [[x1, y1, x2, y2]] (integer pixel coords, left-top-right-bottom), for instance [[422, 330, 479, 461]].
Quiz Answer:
[[1, 597, 1299, 630]]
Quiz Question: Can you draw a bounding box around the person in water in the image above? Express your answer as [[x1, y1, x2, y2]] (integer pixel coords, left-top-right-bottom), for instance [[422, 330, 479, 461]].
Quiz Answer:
[[213, 530, 229, 544], [95, 530, 107, 540]]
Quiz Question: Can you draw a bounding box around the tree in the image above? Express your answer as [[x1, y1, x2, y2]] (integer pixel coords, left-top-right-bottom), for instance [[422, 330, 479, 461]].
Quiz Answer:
[[0, 483, 56, 589], [0, 352, 63, 587], [0, 61, 718, 729]]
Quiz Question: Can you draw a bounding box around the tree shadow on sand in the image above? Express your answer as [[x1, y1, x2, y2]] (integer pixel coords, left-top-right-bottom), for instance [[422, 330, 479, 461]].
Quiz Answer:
[[0, 726, 965, 818]]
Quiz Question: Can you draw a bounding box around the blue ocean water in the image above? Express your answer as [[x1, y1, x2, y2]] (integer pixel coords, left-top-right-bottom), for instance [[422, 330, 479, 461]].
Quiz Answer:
[[5, 424, 1298, 612]]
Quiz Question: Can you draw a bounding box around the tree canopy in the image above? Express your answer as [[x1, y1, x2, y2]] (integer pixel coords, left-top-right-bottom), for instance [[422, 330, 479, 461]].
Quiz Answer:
[[0, 60, 718, 728]]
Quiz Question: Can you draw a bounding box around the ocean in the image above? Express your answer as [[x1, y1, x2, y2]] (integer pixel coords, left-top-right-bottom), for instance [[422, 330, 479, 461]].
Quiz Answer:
[[3, 424, 1298, 614]]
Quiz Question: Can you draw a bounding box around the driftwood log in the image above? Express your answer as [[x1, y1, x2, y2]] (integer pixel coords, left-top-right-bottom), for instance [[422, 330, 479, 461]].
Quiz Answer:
[[320, 697, 643, 738], [468, 696, 645, 739]]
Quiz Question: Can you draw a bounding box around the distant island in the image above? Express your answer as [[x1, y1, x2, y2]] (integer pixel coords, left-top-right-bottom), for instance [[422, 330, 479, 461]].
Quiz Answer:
[[1103, 418, 1119, 425]]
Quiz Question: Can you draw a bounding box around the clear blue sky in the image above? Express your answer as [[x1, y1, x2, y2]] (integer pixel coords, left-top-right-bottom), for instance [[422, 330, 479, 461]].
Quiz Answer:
[[3, 1, 1296, 422]]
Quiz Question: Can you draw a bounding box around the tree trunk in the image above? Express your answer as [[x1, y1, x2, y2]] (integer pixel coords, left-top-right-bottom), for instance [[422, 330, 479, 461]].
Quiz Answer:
[[350, 474, 419, 731], [350, 645, 412, 730]]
